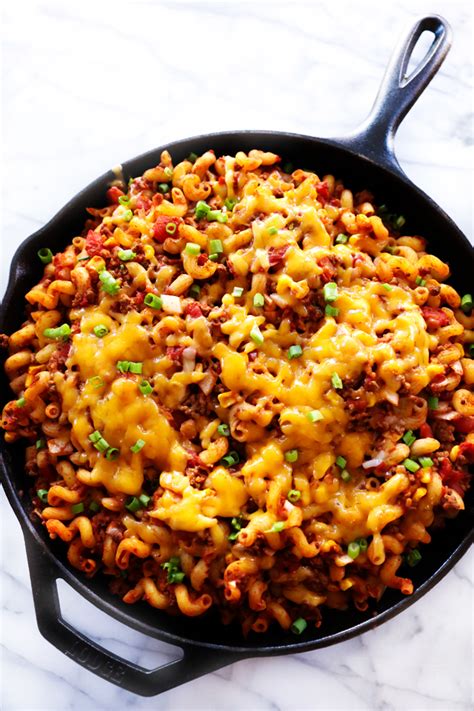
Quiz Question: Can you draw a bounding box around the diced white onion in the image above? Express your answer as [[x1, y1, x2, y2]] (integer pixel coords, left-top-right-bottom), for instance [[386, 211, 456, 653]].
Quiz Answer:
[[161, 294, 183, 314], [199, 371, 216, 395], [182, 347, 196, 372], [362, 452, 386, 469]]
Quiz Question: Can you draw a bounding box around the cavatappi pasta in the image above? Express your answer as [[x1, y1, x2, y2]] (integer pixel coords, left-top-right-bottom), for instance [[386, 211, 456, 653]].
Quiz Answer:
[[1, 149, 473, 636]]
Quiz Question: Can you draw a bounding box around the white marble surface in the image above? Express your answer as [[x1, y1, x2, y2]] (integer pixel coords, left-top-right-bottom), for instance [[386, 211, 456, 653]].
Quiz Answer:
[[1, 0, 473, 709]]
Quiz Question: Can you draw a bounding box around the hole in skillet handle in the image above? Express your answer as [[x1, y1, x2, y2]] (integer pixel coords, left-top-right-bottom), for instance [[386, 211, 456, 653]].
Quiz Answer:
[[334, 15, 453, 174], [23, 531, 242, 696]]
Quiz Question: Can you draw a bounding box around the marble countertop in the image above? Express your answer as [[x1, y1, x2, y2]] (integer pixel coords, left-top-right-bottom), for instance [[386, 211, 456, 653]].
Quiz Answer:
[[1, 0, 472, 709]]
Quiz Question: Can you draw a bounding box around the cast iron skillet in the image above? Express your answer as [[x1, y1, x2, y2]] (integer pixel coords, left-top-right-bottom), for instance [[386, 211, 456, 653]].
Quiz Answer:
[[1, 15, 473, 697]]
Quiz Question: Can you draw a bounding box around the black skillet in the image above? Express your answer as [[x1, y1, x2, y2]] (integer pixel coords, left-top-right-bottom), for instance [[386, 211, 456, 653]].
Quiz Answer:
[[1, 14, 473, 697]]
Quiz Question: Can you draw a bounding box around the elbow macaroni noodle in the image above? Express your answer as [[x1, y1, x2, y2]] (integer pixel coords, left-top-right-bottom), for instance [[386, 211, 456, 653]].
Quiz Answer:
[[1, 149, 472, 635]]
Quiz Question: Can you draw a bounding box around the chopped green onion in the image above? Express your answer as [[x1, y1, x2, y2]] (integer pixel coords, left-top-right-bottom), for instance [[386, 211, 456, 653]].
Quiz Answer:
[[99, 270, 120, 295], [207, 210, 228, 223], [188, 152, 198, 163], [89, 501, 100, 513], [209, 239, 223, 254], [291, 617, 307, 635], [325, 305, 339, 318], [71, 503, 85, 514], [131, 439, 146, 453], [427, 396, 439, 410], [270, 522, 285, 532], [118, 195, 130, 205], [461, 294, 473, 313], [125, 496, 141, 513], [415, 276, 426, 286], [122, 209, 133, 222], [340, 470, 351, 483], [217, 423, 230, 437], [336, 455, 347, 469], [419, 457, 434, 468], [394, 215, 406, 229], [16, 397, 26, 407], [402, 430, 416, 447], [253, 293, 265, 308], [139, 380, 153, 395], [382, 283, 394, 292], [323, 282, 338, 302], [358, 537, 368, 552], [93, 325, 109, 338], [267, 227, 278, 235], [469, 344, 474, 358], [189, 284, 201, 299], [221, 451, 240, 467], [208, 253, 219, 261], [89, 430, 102, 443], [117, 248, 136, 261], [403, 458, 420, 473], [105, 447, 119, 460], [88, 376, 104, 389], [144, 293, 163, 309], [43, 324, 71, 340], [158, 183, 169, 193], [228, 516, 244, 540], [162, 556, 185, 583], [195, 201, 210, 219], [287, 489, 301, 503], [406, 548, 422, 567], [347, 541, 361, 559], [307, 409, 323, 423], [331, 372, 343, 389], [384, 245, 398, 255], [224, 197, 238, 211], [185, 242, 201, 256], [285, 449, 299, 463], [335, 234, 348, 244], [287, 344, 303, 360], [38, 248, 53, 264], [117, 360, 142, 373], [36, 438, 46, 450], [232, 286, 244, 297], [37, 489, 49, 503], [165, 222, 177, 235], [94, 437, 110, 453], [250, 324, 264, 346], [163, 167, 173, 178], [139, 494, 151, 507]]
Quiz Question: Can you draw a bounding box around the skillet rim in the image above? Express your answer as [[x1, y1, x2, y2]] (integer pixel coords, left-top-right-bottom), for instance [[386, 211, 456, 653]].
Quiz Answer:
[[1, 128, 473, 656]]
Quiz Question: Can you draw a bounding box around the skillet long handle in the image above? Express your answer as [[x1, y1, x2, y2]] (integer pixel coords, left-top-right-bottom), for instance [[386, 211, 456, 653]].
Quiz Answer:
[[24, 532, 241, 697], [338, 15, 452, 173]]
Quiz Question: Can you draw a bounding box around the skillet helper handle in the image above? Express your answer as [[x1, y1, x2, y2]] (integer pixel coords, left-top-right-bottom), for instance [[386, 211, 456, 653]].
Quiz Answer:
[[340, 15, 452, 172], [24, 535, 240, 697]]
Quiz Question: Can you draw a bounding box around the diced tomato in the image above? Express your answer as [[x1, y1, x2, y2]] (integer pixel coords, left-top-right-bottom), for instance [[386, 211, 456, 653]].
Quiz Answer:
[[185, 302, 203, 318], [419, 423, 434, 438], [268, 245, 289, 269], [218, 176, 226, 185], [316, 181, 329, 201], [197, 253, 208, 266], [166, 346, 185, 363], [85, 230, 104, 256], [153, 216, 182, 243], [421, 307, 450, 329], [458, 442, 474, 462], [318, 256, 337, 284], [439, 457, 470, 495], [136, 196, 152, 211], [106, 186, 124, 205], [453, 416, 474, 434]]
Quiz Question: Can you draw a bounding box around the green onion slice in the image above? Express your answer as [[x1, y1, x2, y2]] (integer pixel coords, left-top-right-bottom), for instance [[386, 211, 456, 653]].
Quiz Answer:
[[38, 248, 53, 264]]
